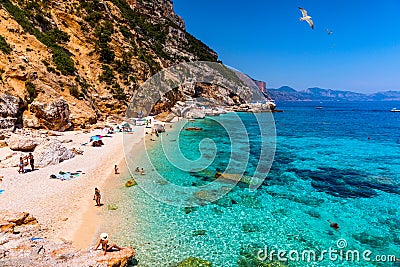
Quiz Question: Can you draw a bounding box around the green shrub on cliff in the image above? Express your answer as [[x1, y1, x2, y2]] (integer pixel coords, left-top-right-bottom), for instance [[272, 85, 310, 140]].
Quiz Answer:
[[100, 65, 114, 84], [1, 0, 75, 75], [95, 21, 115, 63], [25, 81, 37, 103], [109, 83, 127, 101], [0, 35, 12, 54]]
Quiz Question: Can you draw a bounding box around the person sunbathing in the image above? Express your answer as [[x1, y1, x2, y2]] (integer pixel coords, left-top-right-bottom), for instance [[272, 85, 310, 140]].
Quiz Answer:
[[94, 233, 124, 255]]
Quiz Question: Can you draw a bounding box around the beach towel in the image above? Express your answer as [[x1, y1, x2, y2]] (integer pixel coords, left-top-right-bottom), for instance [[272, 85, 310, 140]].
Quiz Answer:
[[90, 135, 102, 142], [0, 189, 4, 195], [30, 237, 44, 241], [49, 171, 83, 181]]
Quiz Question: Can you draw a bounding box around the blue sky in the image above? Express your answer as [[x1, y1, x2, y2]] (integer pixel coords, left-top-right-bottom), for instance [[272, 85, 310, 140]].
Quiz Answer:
[[174, 0, 400, 93]]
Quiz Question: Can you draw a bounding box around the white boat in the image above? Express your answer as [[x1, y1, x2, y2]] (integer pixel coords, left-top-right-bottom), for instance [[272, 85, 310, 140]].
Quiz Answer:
[[390, 108, 400, 112]]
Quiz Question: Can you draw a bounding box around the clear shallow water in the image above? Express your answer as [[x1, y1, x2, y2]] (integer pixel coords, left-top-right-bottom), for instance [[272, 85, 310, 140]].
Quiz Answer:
[[106, 101, 400, 266]]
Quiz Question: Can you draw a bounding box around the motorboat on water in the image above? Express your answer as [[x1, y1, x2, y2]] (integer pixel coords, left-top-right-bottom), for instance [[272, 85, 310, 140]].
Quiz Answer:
[[390, 108, 400, 112]]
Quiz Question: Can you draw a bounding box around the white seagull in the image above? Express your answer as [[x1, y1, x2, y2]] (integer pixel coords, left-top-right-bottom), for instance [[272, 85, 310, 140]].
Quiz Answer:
[[298, 7, 314, 29]]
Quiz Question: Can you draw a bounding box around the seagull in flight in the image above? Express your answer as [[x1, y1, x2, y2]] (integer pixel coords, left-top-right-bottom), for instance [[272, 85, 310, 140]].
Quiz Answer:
[[298, 7, 314, 29], [326, 28, 333, 35]]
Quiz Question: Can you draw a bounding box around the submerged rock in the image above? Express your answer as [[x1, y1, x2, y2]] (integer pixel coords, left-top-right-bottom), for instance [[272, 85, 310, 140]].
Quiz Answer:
[[192, 230, 206, 236], [241, 223, 261, 233], [107, 204, 118, 211], [194, 190, 218, 203], [176, 256, 212, 267], [352, 232, 389, 248], [183, 206, 197, 214]]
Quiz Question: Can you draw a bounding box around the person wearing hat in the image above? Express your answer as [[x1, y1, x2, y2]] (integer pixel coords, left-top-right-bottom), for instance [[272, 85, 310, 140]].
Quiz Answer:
[[94, 233, 124, 255]]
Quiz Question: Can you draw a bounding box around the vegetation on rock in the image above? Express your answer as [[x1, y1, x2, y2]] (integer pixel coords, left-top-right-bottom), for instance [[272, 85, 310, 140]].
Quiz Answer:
[[1, 0, 76, 75], [0, 35, 12, 54]]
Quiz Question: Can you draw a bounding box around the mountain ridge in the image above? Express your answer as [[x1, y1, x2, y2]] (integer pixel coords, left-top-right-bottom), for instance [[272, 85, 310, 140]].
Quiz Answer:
[[268, 86, 400, 101]]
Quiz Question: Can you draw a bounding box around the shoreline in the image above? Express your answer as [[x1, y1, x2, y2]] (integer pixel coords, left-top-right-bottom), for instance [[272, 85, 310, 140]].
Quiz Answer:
[[0, 126, 145, 250], [72, 128, 146, 249]]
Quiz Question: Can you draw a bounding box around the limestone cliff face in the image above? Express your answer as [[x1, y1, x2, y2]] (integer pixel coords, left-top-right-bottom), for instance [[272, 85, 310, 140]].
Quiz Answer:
[[0, 0, 219, 130]]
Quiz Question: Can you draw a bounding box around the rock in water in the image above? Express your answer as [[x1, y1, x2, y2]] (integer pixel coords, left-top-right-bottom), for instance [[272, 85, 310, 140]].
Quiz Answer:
[[30, 99, 72, 131], [192, 230, 206, 236], [7, 134, 39, 151], [176, 256, 212, 267], [34, 139, 75, 167], [125, 179, 137, 187], [107, 204, 118, 210]]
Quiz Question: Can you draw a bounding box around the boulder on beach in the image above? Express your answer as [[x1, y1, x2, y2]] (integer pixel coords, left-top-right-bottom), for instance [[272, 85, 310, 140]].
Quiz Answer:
[[34, 139, 75, 167], [7, 134, 39, 151], [0, 152, 25, 168], [30, 98, 72, 131], [0, 210, 38, 234]]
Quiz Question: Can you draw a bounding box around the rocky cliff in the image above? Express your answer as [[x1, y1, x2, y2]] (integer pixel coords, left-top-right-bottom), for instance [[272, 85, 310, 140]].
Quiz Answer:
[[0, 0, 222, 131]]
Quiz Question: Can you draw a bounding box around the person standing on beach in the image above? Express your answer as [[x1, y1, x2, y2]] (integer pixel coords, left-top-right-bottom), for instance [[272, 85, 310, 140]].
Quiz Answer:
[[93, 187, 101, 206], [18, 157, 24, 174], [94, 233, 124, 255], [141, 168, 145, 175], [114, 165, 119, 174], [28, 153, 34, 171]]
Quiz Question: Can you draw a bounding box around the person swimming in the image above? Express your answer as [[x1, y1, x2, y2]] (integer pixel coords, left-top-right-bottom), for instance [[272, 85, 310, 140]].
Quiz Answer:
[[327, 220, 339, 230]]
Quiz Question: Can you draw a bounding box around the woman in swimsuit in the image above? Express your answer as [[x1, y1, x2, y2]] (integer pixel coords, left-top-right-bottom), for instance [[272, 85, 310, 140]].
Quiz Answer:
[[93, 187, 101, 206], [94, 233, 124, 255], [18, 157, 24, 174]]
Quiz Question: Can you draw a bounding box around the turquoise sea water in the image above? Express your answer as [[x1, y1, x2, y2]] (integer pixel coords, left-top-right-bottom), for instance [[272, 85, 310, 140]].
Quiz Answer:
[[107, 101, 400, 266]]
